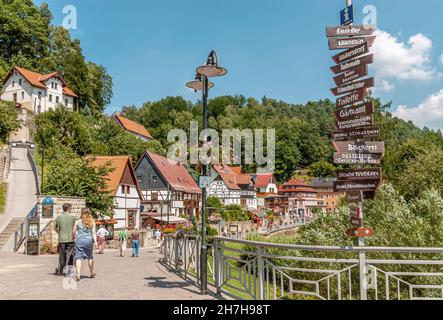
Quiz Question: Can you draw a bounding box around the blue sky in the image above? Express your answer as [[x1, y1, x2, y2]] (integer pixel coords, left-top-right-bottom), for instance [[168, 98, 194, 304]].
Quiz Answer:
[[34, 0, 443, 130]]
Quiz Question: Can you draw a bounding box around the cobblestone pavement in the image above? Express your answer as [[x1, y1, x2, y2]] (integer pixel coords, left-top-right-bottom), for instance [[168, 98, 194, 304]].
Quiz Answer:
[[0, 247, 216, 300]]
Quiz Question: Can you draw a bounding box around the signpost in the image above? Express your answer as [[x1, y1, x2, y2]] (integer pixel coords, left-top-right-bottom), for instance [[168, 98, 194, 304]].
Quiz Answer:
[[331, 78, 374, 96], [326, 25, 376, 37], [331, 126, 380, 141], [333, 64, 368, 86], [340, 4, 354, 26], [333, 180, 380, 192], [331, 54, 374, 74], [335, 115, 373, 130], [333, 152, 383, 164], [337, 168, 382, 181], [336, 88, 367, 108], [333, 141, 385, 154], [328, 36, 376, 50], [332, 42, 369, 64], [334, 102, 374, 121], [346, 227, 374, 238], [347, 191, 363, 203]]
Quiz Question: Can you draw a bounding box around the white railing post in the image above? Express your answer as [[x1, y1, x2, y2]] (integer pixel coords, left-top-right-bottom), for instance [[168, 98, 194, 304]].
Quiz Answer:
[[358, 244, 368, 300], [257, 245, 265, 300]]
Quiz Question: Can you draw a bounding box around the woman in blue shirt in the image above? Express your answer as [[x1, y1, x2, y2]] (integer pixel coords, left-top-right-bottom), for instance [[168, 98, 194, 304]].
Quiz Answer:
[[72, 208, 98, 281]]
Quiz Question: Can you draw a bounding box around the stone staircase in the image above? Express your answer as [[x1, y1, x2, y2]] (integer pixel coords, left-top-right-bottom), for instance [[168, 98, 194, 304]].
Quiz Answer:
[[0, 218, 23, 250]]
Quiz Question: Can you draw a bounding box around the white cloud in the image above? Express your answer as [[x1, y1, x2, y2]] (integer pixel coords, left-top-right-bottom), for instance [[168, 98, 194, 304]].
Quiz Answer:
[[380, 80, 395, 92], [394, 89, 443, 130], [440, 53, 443, 65], [372, 30, 440, 81]]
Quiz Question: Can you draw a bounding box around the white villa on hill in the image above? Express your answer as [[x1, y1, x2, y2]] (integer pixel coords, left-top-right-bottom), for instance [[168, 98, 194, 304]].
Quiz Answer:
[[1, 66, 78, 114]]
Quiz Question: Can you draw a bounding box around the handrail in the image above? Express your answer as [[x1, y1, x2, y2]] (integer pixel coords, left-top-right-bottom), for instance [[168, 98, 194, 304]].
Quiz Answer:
[[27, 148, 40, 195], [13, 204, 38, 252]]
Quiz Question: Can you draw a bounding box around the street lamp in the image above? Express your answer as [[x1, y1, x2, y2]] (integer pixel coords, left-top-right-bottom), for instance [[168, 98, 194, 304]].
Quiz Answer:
[[186, 50, 227, 295]]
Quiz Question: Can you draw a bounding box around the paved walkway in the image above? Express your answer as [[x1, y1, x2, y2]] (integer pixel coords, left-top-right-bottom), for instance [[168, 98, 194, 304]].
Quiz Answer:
[[0, 248, 216, 300], [0, 147, 37, 251]]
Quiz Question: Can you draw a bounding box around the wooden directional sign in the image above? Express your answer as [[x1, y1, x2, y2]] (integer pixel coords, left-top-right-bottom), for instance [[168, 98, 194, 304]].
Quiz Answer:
[[347, 191, 363, 203], [333, 141, 385, 154], [346, 227, 374, 238], [337, 168, 382, 181], [326, 25, 376, 38], [336, 89, 367, 108], [331, 54, 374, 75], [331, 78, 374, 96], [334, 102, 374, 122], [329, 36, 376, 50], [334, 152, 384, 165], [334, 180, 380, 192], [335, 115, 374, 130], [334, 65, 368, 86], [332, 43, 369, 64], [332, 126, 380, 141]]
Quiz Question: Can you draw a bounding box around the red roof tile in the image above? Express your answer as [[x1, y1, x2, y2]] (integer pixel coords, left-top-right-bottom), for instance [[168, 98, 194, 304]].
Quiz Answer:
[[114, 115, 152, 140], [146, 152, 201, 194], [254, 173, 274, 188]]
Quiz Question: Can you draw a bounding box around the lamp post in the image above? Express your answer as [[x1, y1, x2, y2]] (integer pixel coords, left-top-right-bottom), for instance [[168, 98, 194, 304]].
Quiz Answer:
[[186, 50, 227, 295]]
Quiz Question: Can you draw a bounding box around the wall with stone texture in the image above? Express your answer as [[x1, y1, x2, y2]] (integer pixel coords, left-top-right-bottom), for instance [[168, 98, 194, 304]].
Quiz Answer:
[[38, 195, 86, 253]]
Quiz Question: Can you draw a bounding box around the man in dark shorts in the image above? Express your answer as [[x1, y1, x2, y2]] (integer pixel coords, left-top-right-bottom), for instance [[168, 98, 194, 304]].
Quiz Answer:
[[54, 203, 76, 275]]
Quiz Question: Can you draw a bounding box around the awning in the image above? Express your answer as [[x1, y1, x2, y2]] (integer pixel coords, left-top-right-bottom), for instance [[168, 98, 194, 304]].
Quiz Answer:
[[153, 216, 189, 224], [96, 219, 118, 225], [140, 212, 162, 217]]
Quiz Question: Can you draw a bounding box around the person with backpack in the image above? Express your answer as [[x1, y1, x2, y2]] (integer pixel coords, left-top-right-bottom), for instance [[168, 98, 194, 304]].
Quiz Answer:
[[117, 228, 128, 257]]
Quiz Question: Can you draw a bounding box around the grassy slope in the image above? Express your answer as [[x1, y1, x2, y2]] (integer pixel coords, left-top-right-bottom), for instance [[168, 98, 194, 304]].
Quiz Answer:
[[0, 182, 6, 214]]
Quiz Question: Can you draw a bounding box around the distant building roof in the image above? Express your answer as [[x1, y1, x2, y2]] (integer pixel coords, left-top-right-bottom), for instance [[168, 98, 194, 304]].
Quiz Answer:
[[113, 115, 152, 140], [278, 179, 317, 193], [253, 173, 274, 188], [144, 152, 201, 194], [311, 177, 336, 188], [4, 66, 78, 97]]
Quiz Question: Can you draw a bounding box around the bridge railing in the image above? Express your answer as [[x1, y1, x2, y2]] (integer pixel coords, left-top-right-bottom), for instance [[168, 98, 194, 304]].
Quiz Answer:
[[162, 234, 443, 300]]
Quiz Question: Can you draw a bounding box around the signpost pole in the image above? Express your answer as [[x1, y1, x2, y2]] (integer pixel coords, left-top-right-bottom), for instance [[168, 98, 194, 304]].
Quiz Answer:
[[345, 0, 368, 301]]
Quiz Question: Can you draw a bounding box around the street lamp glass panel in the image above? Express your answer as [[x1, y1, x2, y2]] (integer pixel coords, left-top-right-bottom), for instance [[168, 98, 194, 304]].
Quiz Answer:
[[196, 65, 227, 78], [186, 80, 214, 91]]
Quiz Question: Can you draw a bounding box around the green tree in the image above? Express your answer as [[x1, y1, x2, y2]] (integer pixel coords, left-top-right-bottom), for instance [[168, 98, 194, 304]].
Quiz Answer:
[[308, 161, 336, 178], [0, 101, 22, 143]]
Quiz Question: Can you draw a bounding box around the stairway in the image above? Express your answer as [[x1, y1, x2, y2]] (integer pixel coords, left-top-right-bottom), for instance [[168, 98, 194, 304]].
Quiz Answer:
[[0, 218, 23, 250]]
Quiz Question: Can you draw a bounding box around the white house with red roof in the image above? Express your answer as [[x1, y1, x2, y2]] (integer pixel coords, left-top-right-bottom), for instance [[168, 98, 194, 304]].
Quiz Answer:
[[134, 151, 201, 226], [91, 156, 143, 230], [210, 165, 257, 210], [1, 66, 78, 114], [253, 173, 278, 195]]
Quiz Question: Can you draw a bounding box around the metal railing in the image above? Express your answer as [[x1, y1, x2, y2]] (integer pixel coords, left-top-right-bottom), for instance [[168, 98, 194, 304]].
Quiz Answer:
[[162, 235, 443, 300], [13, 205, 38, 252], [26, 147, 40, 195]]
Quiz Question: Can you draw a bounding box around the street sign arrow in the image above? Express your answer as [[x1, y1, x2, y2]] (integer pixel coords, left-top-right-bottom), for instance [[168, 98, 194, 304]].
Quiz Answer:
[[334, 102, 375, 122], [336, 88, 367, 108], [334, 152, 384, 165], [332, 43, 369, 64], [329, 36, 376, 50], [331, 78, 374, 96], [333, 64, 368, 86], [326, 25, 376, 37], [331, 126, 380, 141], [333, 141, 385, 154], [331, 54, 374, 74], [335, 115, 374, 130], [347, 191, 363, 203], [334, 180, 381, 192], [346, 227, 374, 238], [337, 168, 382, 181]]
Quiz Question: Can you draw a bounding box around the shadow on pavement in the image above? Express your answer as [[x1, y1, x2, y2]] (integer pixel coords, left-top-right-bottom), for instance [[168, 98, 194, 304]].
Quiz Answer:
[[144, 276, 203, 296]]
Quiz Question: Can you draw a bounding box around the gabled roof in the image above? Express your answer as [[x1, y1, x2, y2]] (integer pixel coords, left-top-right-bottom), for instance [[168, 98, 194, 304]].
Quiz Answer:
[[4, 66, 78, 97], [311, 177, 336, 188], [253, 173, 275, 188], [139, 152, 201, 194], [212, 164, 241, 190], [113, 115, 152, 140], [91, 156, 142, 198]]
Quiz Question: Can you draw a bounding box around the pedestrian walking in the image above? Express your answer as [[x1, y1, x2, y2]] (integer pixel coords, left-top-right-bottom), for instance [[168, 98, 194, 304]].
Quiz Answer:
[[72, 208, 98, 281], [54, 203, 76, 276], [154, 229, 161, 246], [130, 227, 140, 257], [96, 225, 109, 254], [118, 228, 128, 257]]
